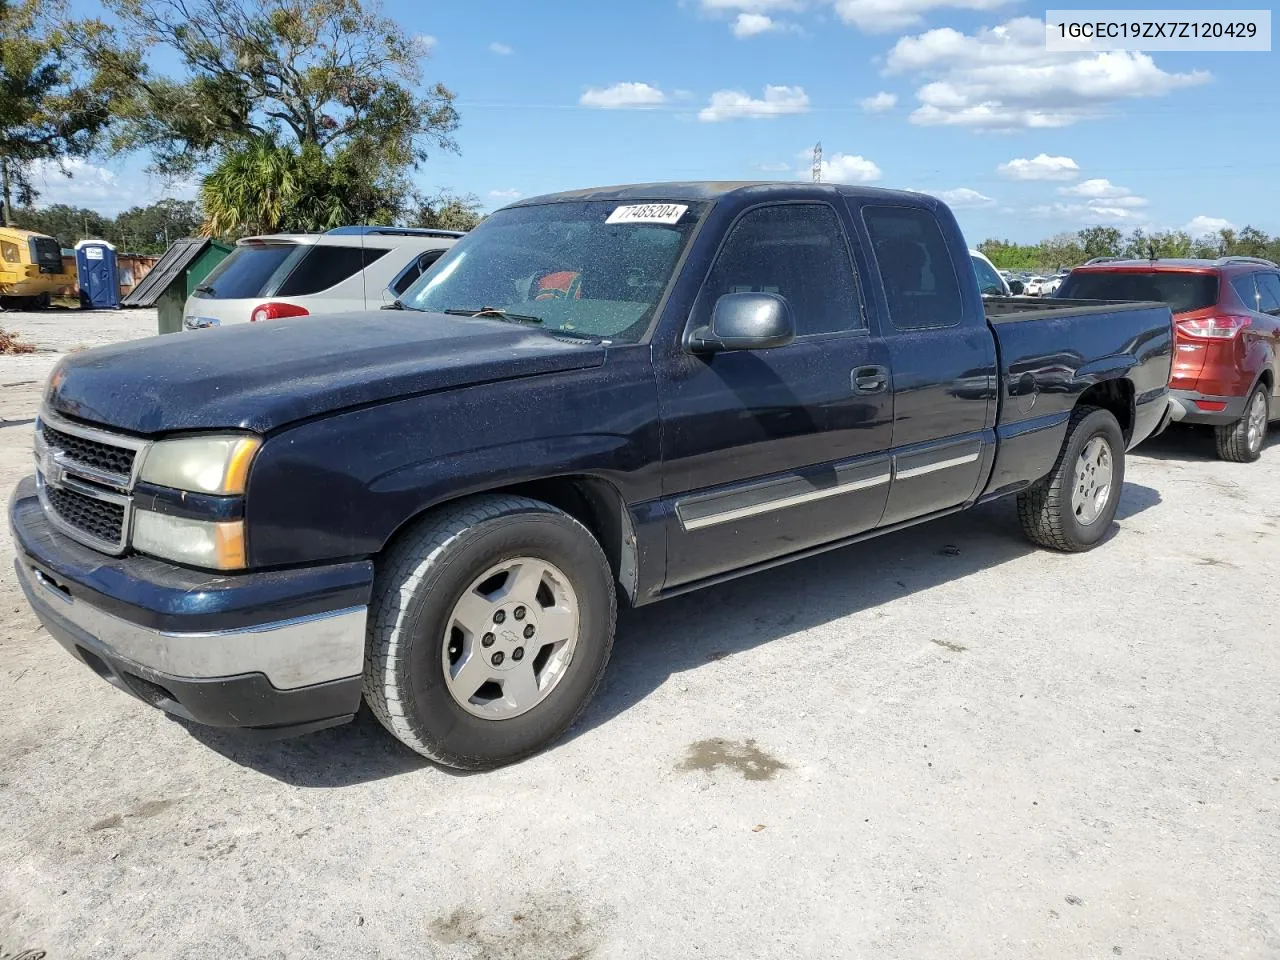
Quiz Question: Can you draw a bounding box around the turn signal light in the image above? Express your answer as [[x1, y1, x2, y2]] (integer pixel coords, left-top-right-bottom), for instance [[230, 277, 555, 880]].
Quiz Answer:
[[250, 302, 310, 323], [1175, 314, 1251, 340]]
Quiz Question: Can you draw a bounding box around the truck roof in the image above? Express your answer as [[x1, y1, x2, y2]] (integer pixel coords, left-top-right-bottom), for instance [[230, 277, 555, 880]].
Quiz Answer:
[[510, 180, 935, 208]]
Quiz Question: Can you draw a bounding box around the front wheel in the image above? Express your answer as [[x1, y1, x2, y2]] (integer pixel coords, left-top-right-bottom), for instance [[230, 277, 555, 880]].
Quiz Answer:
[[1017, 405, 1126, 552], [1214, 385, 1269, 463], [364, 494, 616, 770]]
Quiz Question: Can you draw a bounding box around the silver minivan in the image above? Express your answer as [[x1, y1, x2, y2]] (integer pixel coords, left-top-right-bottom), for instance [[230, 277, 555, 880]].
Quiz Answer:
[[183, 226, 462, 330]]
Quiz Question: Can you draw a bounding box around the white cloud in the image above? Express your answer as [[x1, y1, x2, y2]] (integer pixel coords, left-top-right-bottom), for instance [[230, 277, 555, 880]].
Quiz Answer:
[[1032, 202, 1148, 224], [887, 17, 1210, 130], [859, 91, 898, 112], [831, 0, 1016, 32], [412, 34, 437, 55], [754, 161, 793, 172], [1185, 216, 1234, 237], [488, 189, 521, 201], [934, 187, 994, 208], [488, 42, 513, 55], [732, 13, 782, 36], [797, 149, 882, 182], [699, 85, 810, 122], [1058, 178, 1134, 201], [580, 82, 667, 109], [31, 158, 118, 206], [28, 159, 195, 215], [997, 154, 1080, 181], [1032, 179, 1150, 224]]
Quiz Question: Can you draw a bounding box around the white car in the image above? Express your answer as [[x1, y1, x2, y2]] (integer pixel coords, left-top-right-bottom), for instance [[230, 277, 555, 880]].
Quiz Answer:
[[183, 227, 462, 330], [970, 249, 1012, 297], [1024, 276, 1051, 296], [1040, 272, 1070, 296]]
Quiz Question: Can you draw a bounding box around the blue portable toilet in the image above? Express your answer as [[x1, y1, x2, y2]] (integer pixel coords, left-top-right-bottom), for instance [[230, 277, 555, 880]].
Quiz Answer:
[[75, 239, 121, 309]]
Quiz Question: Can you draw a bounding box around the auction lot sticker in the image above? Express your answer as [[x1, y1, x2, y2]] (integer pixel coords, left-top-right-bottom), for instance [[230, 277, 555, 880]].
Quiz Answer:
[[606, 204, 689, 225], [1046, 10, 1271, 51]]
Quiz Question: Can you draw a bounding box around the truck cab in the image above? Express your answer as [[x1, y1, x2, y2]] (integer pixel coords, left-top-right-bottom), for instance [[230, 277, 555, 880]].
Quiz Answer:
[[0, 226, 76, 308]]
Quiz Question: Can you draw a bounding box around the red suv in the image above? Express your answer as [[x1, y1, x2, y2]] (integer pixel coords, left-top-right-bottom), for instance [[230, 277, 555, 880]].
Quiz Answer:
[[1057, 257, 1280, 462]]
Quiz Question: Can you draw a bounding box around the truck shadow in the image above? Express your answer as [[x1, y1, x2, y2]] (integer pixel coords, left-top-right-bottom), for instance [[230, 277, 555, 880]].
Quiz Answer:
[[181, 481, 1162, 786]]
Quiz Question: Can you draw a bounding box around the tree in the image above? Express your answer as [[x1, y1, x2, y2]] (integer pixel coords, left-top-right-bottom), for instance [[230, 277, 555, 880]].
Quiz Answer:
[[1076, 225, 1123, 262], [8, 202, 108, 246], [113, 199, 202, 252], [199, 138, 407, 236], [0, 0, 120, 223], [1040, 232, 1085, 271], [411, 190, 484, 232], [91, 0, 459, 181]]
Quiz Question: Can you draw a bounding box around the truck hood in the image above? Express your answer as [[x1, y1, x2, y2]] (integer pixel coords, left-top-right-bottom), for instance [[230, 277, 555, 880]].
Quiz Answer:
[[45, 312, 607, 434]]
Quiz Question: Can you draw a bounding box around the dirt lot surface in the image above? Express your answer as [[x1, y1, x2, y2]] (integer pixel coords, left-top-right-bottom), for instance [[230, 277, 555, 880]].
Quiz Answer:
[[0, 309, 1277, 960]]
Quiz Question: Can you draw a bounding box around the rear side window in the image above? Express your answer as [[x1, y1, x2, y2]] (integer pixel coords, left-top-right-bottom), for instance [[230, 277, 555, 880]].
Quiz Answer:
[[1056, 270, 1219, 314], [862, 206, 963, 329], [196, 243, 298, 298], [699, 203, 864, 336], [1232, 274, 1260, 311], [275, 245, 391, 297], [1255, 273, 1280, 315]]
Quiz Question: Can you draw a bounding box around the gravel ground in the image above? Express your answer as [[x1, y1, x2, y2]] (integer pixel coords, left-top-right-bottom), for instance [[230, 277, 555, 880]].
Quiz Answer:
[[0, 311, 1277, 960]]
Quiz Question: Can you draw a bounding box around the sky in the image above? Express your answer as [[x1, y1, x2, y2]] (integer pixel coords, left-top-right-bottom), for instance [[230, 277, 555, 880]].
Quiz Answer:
[[42, 0, 1280, 244]]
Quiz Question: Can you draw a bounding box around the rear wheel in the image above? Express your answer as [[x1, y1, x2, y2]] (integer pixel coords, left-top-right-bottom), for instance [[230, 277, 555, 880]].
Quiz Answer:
[[1017, 405, 1125, 552], [1214, 385, 1269, 463], [364, 494, 616, 770]]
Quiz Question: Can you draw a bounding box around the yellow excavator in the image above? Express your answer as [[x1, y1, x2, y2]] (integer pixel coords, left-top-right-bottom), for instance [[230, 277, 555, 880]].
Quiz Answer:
[[0, 225, 77, 308]]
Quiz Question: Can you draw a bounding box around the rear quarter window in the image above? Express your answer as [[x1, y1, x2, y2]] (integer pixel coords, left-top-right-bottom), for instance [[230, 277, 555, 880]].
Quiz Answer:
[[275, 245, 391, 296], [1057, 270, 1219, 314], [862, 205, 963, 329]]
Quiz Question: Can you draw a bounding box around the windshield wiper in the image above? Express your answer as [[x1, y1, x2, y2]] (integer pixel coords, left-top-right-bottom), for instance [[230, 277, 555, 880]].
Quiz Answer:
[[381, 298, 425, 311], [194, 284, 215, 294], [443, 307, 543, 325]]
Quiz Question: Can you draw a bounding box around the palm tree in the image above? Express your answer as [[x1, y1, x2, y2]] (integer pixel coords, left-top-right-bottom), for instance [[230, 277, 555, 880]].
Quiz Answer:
[[199, 138, 302, 236]]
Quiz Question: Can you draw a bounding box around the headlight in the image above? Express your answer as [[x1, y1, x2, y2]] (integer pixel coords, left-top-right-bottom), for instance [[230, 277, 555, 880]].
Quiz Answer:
[[139, 435, 261, 495], [132, 511, 246, 570], [1, 241, 19, 263]]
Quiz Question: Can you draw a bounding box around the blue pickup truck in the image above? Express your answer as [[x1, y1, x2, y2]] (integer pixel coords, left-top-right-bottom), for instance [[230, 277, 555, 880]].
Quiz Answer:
[[10, 182, 1175, 769]]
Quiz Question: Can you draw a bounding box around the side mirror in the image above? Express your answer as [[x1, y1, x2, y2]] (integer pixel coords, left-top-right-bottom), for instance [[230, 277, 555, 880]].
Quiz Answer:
[[1008, 280, 1025, 296], [689, 292, 796, 353]]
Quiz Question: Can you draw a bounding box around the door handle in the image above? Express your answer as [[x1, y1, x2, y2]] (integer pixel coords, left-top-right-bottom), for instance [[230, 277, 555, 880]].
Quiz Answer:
[[852, 365, 889, 394]]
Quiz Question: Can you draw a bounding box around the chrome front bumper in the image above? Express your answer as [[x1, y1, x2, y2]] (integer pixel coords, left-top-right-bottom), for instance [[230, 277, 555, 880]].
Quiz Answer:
[[17, 558, 366, 690]]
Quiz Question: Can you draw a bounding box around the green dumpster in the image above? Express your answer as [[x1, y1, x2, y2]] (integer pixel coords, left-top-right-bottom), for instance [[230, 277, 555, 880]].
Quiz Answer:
[[120, 237, 234, 334]]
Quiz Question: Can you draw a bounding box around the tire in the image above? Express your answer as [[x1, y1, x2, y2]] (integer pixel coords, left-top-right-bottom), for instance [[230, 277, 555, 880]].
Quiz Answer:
[[363, 494, 616, 770], [1214, 385, 1268, 463], [1017, 405, 1126, 552]]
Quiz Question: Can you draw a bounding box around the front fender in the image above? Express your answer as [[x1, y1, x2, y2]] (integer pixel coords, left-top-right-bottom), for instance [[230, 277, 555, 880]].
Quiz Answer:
[[244, 357, 662, 567]]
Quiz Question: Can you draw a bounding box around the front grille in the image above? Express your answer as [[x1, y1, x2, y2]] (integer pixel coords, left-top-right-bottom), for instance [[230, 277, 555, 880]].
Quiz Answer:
[[44, 482, 125, 547], [41, 423, 136, 480]]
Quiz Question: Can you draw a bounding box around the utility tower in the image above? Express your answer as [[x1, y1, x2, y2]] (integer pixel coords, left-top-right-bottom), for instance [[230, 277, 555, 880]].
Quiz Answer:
[[811, 142, 823, 182]]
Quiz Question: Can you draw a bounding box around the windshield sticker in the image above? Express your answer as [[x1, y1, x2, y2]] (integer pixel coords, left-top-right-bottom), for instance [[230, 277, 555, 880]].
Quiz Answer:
[[606, 204, 689, 225]]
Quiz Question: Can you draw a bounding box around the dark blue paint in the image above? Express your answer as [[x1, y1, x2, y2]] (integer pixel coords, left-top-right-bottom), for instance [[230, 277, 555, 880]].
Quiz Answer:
[[21, 182, 1175, 623]]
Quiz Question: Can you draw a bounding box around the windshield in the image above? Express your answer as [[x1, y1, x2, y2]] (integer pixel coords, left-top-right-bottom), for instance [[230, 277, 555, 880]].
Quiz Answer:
[[1057, 270, 1219, 314], [195, 242, 300, 299], [402, 200, 706, 342]]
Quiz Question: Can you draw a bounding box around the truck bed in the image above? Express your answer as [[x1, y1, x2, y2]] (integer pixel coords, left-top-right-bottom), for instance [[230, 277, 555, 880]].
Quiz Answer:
[[984, 296, 1168, 323]]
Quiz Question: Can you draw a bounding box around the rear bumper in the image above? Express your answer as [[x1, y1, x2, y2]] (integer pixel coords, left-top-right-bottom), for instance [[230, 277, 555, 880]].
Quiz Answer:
[[10, 476, 373, 736], [1167, 389, 1248, 426]]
